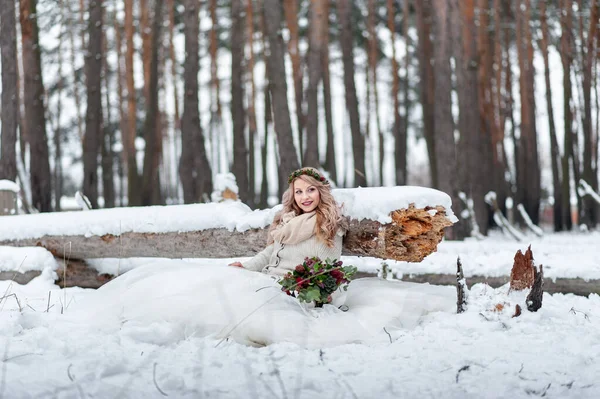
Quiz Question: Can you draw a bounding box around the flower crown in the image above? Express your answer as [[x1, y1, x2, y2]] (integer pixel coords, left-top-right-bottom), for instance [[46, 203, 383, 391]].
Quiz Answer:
[[288, 168, 329, 185]]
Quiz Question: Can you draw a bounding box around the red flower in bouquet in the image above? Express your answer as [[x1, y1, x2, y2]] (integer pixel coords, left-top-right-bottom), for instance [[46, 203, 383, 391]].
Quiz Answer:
[[279, 257, 357, 307]]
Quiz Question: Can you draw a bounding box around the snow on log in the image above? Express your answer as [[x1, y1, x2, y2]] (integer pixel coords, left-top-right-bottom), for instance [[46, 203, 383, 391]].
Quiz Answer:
[[0, 187, 457, 262]]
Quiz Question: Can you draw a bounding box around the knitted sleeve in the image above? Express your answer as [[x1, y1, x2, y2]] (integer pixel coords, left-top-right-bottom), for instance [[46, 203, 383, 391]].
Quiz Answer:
[[243, 244, 275, 272]]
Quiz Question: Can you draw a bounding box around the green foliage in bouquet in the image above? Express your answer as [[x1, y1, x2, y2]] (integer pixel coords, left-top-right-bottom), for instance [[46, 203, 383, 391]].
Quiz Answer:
[[279, 257, 357, 307]]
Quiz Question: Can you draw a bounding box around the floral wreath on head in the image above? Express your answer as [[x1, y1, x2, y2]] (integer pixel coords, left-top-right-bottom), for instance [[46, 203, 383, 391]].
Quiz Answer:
[[288, 168, 330, 185]]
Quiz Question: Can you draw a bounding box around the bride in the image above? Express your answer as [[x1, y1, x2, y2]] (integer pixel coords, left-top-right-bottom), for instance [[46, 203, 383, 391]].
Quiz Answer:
[[78, 167, 455, 348]]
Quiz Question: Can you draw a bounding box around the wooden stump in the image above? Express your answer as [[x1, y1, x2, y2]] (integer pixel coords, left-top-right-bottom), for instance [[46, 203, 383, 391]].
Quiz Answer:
[[0, 190, 18, 216], [509, 245, 535, 291]]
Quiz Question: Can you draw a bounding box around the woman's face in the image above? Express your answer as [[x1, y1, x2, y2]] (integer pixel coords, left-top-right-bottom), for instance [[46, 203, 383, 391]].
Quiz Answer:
[[293, 178, 321, 213]]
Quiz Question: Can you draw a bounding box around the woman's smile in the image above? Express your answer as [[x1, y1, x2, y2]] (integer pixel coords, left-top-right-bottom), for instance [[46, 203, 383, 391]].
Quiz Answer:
[[294, 179, 321, 213]]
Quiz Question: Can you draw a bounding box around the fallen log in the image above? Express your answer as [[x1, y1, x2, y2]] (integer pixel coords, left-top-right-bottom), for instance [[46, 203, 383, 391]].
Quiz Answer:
[[0, 204, 453, 263]]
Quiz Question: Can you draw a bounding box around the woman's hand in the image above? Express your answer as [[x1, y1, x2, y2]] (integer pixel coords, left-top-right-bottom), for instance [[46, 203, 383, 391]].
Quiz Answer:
[[228, 261, 244, 268]]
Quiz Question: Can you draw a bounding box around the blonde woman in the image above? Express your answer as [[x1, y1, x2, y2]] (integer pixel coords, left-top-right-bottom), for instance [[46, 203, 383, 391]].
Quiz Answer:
[[229, 167, 346, 276], [80, 167, 453, 347]]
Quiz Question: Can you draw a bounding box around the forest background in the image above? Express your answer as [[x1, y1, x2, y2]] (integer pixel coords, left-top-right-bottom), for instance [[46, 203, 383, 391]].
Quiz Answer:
[[0, 0, 599, 240]]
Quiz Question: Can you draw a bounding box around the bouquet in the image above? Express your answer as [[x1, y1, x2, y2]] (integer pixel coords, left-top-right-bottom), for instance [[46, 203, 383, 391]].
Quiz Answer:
[[279, 257, 357, 307]]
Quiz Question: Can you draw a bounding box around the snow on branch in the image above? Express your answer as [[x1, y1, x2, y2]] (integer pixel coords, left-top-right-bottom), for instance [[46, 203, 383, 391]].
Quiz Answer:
[[485, 192, 524, 242], [516, 204, 543, 237], [458, 192, 484, 240], [578, 180, 600, 205]]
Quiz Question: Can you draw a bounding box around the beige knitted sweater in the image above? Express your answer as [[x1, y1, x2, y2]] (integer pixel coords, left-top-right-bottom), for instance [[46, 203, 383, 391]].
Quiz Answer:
[[243, 230, 344, 276]]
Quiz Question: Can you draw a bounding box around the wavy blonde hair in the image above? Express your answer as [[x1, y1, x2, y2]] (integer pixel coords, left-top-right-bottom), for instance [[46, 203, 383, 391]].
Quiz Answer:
[[268, 167, 346, 247]]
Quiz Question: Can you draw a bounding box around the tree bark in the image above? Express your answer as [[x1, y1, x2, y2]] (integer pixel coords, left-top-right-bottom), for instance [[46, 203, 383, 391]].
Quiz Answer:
[[19, 0, 52, 212], [180, 0, 213, 204], [580, 0, 599, 227], [83, 0, 104, 209], [246, 0, 258, 207], [451, 0, 486, 237], [388, 0, 405, 186], [337, 0, 367, 187], [124, 0, 141, 206], [432, 0, 462, 240], [102, 28, 115, 209], [414, 0, 437, 187], [304, 0, 325, 168], [322, 0, 337, 184], [515, 0, 541, 225], [263, 0, 300, 189], [539, 1, 563, 231], [0, 0, 19, 181], [2, 205, 453, 263], [231, 0, 249, 203], [140, 0, 164, 206], [283, 0, 305, 160]]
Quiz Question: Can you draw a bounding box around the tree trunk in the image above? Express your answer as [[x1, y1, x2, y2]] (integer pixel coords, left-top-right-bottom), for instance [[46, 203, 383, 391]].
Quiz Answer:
[[180, 0, 213, 204], [259, 6, 271, 208], [539, 0, 563, 231], [263, 0, 300, 189], [124, 0, 141, 206], [102, 29, 115, 209], [432, 0, 462, 239], [209, 0, 224, 173], [2, 205, 454, 263], [19, 0, 52, 212], [283, 0, 305, 160], [304, 0, 325, 168], [322, 0, 337, 184], [0, 0, 19, 181], [367, 0, 383, 186], [401, 0, 411, 185], [66, 0, 84, 144], [337, 0, 367, 187], [580, 0, 599, 227], [414, 0, 437, 187], [452, 0, 488, 237], [231, 0, 249, 203], [82, 0, 104, 209], [114, 9, 127, 206], [140, 0, 164, 206], [515, 0, 541, 225], [246, 0, 258, 208], [140, 0, 152, 102], [388, 0, 405, 186], [54, 0, 66, 211]]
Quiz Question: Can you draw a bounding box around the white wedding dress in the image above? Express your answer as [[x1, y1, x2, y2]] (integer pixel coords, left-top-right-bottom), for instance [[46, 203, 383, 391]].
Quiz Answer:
[[75, 260, 455, 348]]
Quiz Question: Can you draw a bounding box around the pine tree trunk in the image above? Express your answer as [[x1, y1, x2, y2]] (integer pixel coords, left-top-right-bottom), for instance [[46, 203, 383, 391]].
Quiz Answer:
[[367, 0, 383, 186], [54, 0, 66, 211], [580, 0, 599, 227], [246, 0, 258, 208], [283, 0, 305, 161], [114, 11, 127, 206], [180, 0, 213, 204], [124, 0, 141, 206], [231, 0, 249, 203], [102, 29, 115, 209], [539, 1, 563, 231], [259, 5, 271, 208], [66, 1, 84, 143], [140, 0, 151, 101], [263, 0, 300, 189], [304, 0, 325, 168], [209, 0, 224, 173], [83, 0, 104, 209], [20, 0, 52, 212], [388, 0, 405, 186], [451, 0, 480, 238], [322, 0, 337, 184], [414, 0, 437, 187], [492, 0, 509, 215], [337, 0, 367, 187], [515, 0, 541, 225], [0, 0, 18, 181], [140, 0, 164, 206], [432, 0, 461, 239]]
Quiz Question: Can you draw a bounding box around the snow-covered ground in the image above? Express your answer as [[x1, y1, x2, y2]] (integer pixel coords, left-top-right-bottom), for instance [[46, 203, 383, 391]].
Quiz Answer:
[[1, 231, 600, 398]]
